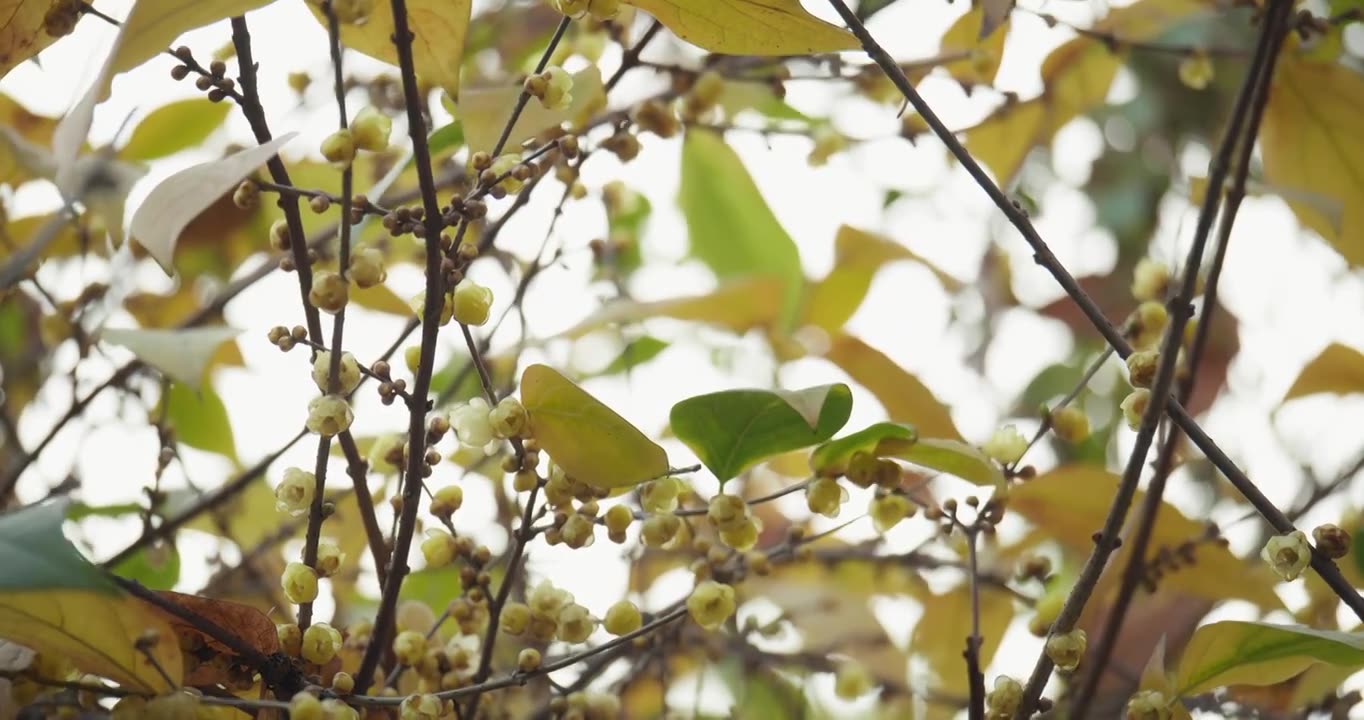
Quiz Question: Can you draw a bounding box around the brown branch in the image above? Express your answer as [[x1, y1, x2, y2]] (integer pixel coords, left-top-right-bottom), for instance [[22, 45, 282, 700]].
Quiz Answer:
[[1068, 6, 1294, 715], [818, 1, 1364, 714], [353, 0, 453, 691]]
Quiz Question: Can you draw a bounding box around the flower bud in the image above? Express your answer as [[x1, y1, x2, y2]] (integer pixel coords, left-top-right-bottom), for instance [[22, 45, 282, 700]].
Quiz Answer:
[[315, 539, 345, 578], [1131, 258, 1170, 302], [275, 467, 316, 516], [309, 270, 349, 314], [1050, 406, 1090, 443], [430, 485, 464, 517], [557, 603, 596, 643], [603, 600, 641, 636], [1126, 350, 1159, 389], [277, 623, 302, 656], [1046, 628, 1087, 672], [1120, 389, 1151, 431], [321, 128, 356, 169], [1313, 523, 1350, 560], [393, 630, 426, 666], [450, 398, 494, 448], [501, 602, 531, 635], [399, 693, 442, 720], [834, 660, 874, 699], [281, 562, 318, 604], [349, 247, 387, 288], [312, 351, 362, 394], [518, 647, 542, 672], [452, 281, 493, 326], [421, 529, 457, 568], [489, 397, 528, 439], [805, 477, 846, 518], [687, 580, 736, 630], [1125, 689, 1172, 720], [985, 676, 1022, 719], [307, 394, 354, 436], [707, 493, 749, 531], [1130, 301, 1168, 349], [301, 622, 341, 665], [1262, 530, 1311, 581], [351, 106, 392, 152], [983, 424, 1028, 465], [870, 494, 914, 533]]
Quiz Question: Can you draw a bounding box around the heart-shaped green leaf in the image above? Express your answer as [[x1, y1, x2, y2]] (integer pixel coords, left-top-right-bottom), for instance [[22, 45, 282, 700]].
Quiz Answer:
[[671, 384, 853, 483], [521, 364, 668, 490], [812, 423, 1003, 486]]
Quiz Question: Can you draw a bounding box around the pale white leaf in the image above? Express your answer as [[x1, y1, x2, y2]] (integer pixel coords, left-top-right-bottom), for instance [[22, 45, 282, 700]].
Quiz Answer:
[[129, 133, 296, 272], [101, 326, 240, 390]]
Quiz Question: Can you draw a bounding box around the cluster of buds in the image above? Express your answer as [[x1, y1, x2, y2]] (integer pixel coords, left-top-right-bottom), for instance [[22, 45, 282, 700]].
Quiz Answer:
[[501, 580, 597, 644], [631, 98, 680, 139], [524, 66, 575, 111], [707, 493, 763, 551], [369, 360, 408, 406], [169, 47, 236, 102], [382, 204, 430, 238], [542, 462, 609, 508], [266, 324, 309, 352]]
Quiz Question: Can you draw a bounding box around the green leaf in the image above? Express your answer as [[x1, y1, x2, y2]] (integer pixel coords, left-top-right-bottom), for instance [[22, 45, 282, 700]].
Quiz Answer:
[[882, 437, 1003, 486], [624, 0, 857, 55], [1, 503, 112, 592], [671, 384, 852, 483], [111, 545, 180, 591], [521, 364, 669, 490], [400, 566, 464, 614], [1283, 343, 1364, 401], [803, 225, 958, 333], [120, 99, 231, 161], [0, 502, 183, 691], [1175, 621, 1364, 696], [810, 422, 916, 475], [594, 337, 669, 378], [161, 381, 238, 463], [823, 333, 962, 441], [679, 130, 803, 327], [428, 120, 465, 155], [67, 502, 144, 522]]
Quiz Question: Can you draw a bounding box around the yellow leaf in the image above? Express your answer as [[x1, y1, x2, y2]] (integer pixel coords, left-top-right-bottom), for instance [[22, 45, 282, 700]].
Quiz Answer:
[[0, 0, 69, 80], [456, 66, 603, 153], [966, 0, 1213, 186], [351, 282, 416, 317], [804, 225, 958, 333], [120, 98, 231, 162], [307, 0, 472, 100], [624, 0, 857, 55], [521, 364, 669, 490], [939, 8, 1009, 86], [0, 93, 58, 187], [1283, 343, 1364, 401], [1039, 37, 1122, 137], [1010, 466, 1282, 608], [822, 333, 962, 441], [1174, 621, 1364, 696], [910, 586, 1014, 695], [560, 276, 786, 338], [964, 99, 1045, 187], [0, 502, 181, 692], [109, 0, 276, 78], [0, 591, 182, 691], [1260, 57, 1364, 266]]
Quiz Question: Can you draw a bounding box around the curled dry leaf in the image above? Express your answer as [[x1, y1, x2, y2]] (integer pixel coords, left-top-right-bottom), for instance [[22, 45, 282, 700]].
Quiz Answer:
[[148, 591, 279, 688]]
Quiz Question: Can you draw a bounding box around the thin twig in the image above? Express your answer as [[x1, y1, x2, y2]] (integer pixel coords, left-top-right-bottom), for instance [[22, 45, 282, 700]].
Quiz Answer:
[[1068, 6, 1294, 715], [354, 0, 454, 691]]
